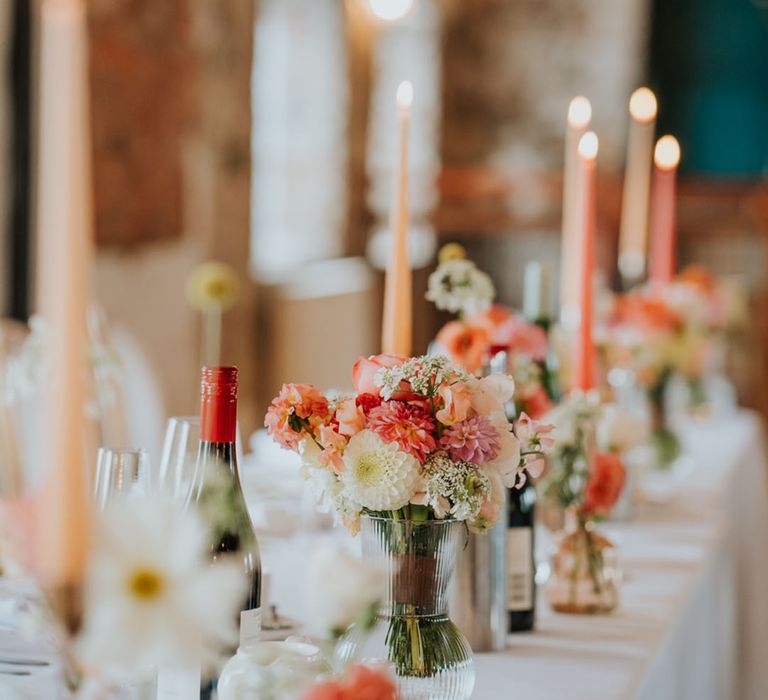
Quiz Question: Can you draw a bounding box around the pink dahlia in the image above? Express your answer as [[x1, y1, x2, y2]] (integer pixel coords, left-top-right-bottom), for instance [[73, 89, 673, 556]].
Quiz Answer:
[[367, 401, 437, 462], [440, 415, 500, 465]]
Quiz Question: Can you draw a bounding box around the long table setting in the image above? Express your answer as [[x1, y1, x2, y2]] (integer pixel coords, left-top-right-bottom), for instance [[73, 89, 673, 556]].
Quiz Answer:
[[0, 1, 766, 700]]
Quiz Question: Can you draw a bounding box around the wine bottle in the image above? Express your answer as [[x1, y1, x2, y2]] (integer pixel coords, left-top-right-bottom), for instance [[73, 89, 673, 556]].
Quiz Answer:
[[507, 473, 536, 632], [193, 366, 261, 697]]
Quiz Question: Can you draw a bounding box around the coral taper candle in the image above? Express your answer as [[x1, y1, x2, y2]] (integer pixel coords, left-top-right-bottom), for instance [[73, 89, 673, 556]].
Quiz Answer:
[[36, 0, 93, 595], [382, 81, 413, 356], [572, 132, 598, 392], [649, 135, 681, 285], [618, 88, 657, 285], [560, 96, 592, 326]]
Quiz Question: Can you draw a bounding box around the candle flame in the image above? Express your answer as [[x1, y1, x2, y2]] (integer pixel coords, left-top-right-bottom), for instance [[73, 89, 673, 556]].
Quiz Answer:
[[369, 0, 413, 21], [567, 96, 592, 129], [578, 131, 599, 160], [629, 87, 657, 123], [654, 135, 681, 170], [397, 81, 413, 109]]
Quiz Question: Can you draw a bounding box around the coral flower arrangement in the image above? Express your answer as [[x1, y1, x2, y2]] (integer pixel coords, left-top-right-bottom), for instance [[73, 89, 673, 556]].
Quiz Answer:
[[265, 354, 552, 534], [426, 244, 556, 419]]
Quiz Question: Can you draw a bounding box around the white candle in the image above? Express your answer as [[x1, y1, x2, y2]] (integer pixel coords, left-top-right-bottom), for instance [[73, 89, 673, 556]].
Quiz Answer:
[[381, 80, 412, 356], [618, 87, 657, 284], [523, 261, 551, 322], [35, 0, 93, 590], [560, 96, 591, 326]]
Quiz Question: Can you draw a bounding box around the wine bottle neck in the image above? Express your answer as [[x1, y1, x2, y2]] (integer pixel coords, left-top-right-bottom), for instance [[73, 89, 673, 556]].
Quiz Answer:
[[198, 441, 239, 478]]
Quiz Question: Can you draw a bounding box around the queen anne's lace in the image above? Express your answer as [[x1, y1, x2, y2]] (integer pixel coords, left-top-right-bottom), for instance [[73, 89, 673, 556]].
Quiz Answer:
[[421, 452, 490, 523], [425, 258, 495, 317]]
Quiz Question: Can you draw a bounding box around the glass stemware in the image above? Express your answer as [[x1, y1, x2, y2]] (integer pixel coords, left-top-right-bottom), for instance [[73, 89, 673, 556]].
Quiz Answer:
[[93, 447, 151, 510], [158, 416, 200, 502]]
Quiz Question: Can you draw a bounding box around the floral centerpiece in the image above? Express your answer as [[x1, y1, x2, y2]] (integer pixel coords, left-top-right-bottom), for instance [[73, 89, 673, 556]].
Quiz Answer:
[[426, 244, 556, 419], [600, 265, 744, 467], [265, 353, 552, 699], [541, 394, 644, 614]]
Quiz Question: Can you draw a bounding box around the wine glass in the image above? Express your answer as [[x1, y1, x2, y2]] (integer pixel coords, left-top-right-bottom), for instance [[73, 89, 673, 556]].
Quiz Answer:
[[93, 448, 151, 510], [157, 416, 200, 502]]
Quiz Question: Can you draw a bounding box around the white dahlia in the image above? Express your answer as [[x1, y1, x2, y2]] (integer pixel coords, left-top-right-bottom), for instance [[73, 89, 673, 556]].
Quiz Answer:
[[341, 430, 420, 511]]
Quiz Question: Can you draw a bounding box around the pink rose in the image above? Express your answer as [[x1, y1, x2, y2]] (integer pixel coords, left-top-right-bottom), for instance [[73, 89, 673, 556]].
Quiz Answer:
[[352, 354, 406, 396], [435, 382, 472, 426], [335, 397, 367, 437]]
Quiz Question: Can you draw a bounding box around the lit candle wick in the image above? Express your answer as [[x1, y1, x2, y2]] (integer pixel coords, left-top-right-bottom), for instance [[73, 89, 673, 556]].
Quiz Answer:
[[629, 87, 657, 124], [396, 80, 413, 110], [578, 131, 599, 160], [654, 135, 681, 170], [568, 96, 592, 130]]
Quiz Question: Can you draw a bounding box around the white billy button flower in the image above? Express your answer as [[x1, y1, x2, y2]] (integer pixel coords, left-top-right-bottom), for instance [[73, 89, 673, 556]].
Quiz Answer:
[[341, 430, 420, 511], [77, 496, 245, 682]]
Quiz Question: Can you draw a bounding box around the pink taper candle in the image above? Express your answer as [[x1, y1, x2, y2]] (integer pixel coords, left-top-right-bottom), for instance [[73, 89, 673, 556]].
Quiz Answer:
[[560, 96, 592, 326], [649, 135, 681, 285], [572, 132, 598, 392], [36, 0, 93, 592], [382, 81, 413, 356]]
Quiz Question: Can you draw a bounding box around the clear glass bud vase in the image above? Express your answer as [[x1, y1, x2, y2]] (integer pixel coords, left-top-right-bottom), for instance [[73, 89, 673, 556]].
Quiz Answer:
[[647, 375, 681, 469], [336, 516, 475, 700], [546, 510, 620, 615]]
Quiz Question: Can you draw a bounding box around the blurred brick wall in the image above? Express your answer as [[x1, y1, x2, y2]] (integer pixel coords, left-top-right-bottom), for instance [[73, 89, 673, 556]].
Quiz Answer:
[[89, 1, 258, 432], [88, 0, 191, 248]]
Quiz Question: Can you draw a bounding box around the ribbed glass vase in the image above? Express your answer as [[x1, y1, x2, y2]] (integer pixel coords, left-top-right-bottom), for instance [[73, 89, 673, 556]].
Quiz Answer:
[[335, 516, 475, 700]]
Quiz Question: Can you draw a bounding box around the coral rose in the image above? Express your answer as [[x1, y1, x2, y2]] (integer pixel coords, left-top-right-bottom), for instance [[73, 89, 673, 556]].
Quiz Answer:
[[582, 451, 626, 517], [352, 354, 407, 397], [436, 320, 491, 373], [302, 665, 398, 700], [435, 382, 472, 426]]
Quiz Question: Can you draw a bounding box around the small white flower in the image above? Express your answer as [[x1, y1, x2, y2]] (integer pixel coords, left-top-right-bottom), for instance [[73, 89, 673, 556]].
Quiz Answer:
[[426, 259, 495, 317], [341, 431, 420, 511], [304, 545, 386, 638], [421, 452, 490, 523], [77, 496, 245, 682]]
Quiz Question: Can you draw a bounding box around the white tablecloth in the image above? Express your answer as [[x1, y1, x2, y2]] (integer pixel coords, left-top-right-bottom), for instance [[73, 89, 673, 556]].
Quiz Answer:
[[2, 412, 766, 699], [471, 410, 768, 700]]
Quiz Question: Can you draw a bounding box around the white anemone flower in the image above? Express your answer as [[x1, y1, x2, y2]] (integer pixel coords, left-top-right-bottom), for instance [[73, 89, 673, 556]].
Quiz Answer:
[[304, 545, 387, 638], [596, 404, 649, 454], [77, 496, 245, 682], [341, 430, 420, 511], [483, 413, 522, 488], [467, 373, 515, 416]]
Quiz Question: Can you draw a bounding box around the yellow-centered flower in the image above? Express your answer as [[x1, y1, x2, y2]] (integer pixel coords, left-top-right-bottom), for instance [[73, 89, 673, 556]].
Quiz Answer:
[[186, 261, 240, 312], [128, 568, 164, 601]]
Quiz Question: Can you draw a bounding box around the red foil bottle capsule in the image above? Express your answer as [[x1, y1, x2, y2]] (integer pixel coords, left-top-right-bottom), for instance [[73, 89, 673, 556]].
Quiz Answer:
[[200, 366, 238, 444]]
